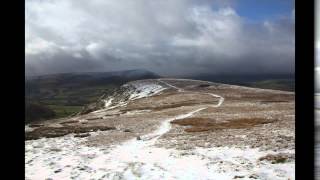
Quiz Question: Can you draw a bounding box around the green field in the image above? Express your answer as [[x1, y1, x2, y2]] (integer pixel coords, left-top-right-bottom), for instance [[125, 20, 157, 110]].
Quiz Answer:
[[26, 85, 118, 123], [46, 105, 83, 118]]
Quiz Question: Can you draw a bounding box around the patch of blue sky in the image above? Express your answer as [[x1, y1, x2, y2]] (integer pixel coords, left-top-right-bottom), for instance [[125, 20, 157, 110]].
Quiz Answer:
[[210, 0, 294, 23]]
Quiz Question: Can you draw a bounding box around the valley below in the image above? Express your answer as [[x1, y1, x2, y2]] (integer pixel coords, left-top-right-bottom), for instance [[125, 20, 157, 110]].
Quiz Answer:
[[25, 78, 295, 180]]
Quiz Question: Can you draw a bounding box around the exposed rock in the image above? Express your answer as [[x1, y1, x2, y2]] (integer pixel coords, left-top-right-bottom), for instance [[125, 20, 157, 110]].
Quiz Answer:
[[74, 133, 91, 138], [249, 174, 259, 179], [49, 148, 62, 152], [54, 169, 62, 173], [233, 175, 245, 179]]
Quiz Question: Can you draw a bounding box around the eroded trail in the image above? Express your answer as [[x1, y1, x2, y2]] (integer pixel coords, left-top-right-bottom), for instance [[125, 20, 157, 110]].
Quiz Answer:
[[139, 107, 206, 142], [94, 80, 224, 178]]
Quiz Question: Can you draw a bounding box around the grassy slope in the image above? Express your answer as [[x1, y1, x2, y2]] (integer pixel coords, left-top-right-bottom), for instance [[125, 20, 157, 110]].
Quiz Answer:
[[184, 74, 294, 92], [247, 79, 295, 92], [26, 84, 118, 121], [25, 70, 160, 123]]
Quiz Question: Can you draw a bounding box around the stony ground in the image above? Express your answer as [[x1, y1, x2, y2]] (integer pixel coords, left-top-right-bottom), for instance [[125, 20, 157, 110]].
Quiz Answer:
[[25, 78, 295, 180]]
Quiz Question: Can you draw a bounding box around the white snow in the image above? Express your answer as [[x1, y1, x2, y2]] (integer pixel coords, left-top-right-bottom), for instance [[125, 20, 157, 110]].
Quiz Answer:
[[25, 134, 294, 180], [128, 82, 167, 100], [102, 82, 167, 110], [195, 147, 294, 180], [25, 125, 35, 132], [104, 98, 113, 107], [123, 109, 152, 115]]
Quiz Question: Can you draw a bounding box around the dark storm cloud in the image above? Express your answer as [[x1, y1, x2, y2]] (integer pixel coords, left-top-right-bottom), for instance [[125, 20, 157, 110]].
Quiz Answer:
[[25, 0, 294, 76]]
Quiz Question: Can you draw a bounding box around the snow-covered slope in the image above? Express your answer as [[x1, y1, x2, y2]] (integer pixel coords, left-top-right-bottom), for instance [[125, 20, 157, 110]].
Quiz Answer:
[[25, 133, 294, 180], [102, 80, 167, 110]]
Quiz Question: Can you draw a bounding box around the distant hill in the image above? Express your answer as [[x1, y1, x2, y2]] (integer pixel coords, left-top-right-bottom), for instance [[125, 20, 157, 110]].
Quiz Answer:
[[26, 69, 160, 83], [184, 73, 294, 92], [25, 69, 160, 123]]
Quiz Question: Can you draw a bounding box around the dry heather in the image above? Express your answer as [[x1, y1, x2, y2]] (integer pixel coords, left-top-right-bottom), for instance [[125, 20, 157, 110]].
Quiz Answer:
[[258, 153, 295, 164], [171, 117, 277, 132], [123, 91, 219, 112], [25, 125, 116, 140]]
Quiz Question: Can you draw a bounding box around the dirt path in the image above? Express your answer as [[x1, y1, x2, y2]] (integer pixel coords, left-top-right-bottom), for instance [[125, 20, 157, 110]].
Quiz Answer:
[[123, 79, 224, 148]]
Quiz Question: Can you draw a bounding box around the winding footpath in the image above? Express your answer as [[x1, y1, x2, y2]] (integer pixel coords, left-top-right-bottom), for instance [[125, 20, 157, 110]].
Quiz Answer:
[[116, 79, 224, 149], [93, 79, 225, 179], [157, 79, 224, 108]]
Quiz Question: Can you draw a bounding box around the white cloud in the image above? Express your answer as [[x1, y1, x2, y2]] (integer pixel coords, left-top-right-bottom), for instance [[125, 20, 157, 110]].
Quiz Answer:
[[25, 37, 56, 55]]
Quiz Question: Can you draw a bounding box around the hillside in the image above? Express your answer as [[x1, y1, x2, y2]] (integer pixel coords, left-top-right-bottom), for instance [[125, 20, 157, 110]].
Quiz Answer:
[[25, 69, 160, 122], [25, 79, 295, 179]]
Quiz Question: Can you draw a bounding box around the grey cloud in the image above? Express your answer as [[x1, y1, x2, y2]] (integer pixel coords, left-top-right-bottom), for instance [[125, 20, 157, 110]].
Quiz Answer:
[[25, 0, 294, 76]]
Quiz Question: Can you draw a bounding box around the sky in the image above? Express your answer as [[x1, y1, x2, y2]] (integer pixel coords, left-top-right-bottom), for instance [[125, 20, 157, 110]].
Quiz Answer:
[[25, 0, 295, 76]]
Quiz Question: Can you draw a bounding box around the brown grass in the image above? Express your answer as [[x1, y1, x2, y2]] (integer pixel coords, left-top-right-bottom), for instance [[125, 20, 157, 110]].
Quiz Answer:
[[171, 117, 276, 132], [171, 118, 216, 126], [121, 100, 218, 113], [86, 117, 103, 121], [229, 92, 294, 102], [29, 124, 44, 128], [25, 125, 116, 140], [121, 102, 195, 112], [259, 100, 289, 103], [123, 91, 219, 112], [152, 102, 200, 111]]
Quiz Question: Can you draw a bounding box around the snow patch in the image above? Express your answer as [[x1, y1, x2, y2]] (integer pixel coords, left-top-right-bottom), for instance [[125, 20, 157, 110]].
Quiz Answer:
[[123, 109, 152, 115], [104, 98, 113, 107], [128, 83, 167, 100], [103, 82, 166, 110], [25, 125, 35, 132]]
